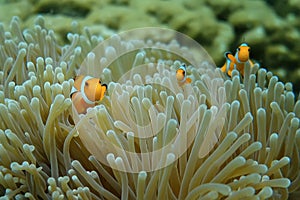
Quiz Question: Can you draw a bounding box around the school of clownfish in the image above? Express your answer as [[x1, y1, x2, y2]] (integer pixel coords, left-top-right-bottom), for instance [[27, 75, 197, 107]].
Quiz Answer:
[[71, 43, 255, 114]]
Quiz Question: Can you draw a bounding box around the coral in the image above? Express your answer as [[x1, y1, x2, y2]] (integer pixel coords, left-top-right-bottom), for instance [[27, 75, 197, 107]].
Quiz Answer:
[[0, 16, 299, 200], [0, 1, 33, 24]]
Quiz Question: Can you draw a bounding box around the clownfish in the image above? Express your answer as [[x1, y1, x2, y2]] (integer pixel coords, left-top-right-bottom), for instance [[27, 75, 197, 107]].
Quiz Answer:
[[70, 75, 107, 114], [220, 43, 254, 77], [176, 64, 192, 85]]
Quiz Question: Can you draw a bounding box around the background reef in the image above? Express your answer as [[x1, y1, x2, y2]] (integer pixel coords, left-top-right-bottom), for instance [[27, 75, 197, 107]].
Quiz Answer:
[[0, 0, 300, 94]]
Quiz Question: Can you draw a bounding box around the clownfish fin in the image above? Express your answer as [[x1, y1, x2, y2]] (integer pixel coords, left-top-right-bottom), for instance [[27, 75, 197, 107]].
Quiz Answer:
[[225, 52, 235, 62], [186, 77, 192, 83], [99, 84, 107, 101], [220, 63, 227, 72]]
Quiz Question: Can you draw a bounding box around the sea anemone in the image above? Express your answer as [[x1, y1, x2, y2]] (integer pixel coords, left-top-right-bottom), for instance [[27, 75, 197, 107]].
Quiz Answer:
[[0, 16, 299, 199]]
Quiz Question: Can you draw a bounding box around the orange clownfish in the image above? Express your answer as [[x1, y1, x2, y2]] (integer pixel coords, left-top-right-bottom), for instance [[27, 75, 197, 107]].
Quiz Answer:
[[70, 75, 107, 114], [176, 64, 192, 85], [220, 43, 254, 77]]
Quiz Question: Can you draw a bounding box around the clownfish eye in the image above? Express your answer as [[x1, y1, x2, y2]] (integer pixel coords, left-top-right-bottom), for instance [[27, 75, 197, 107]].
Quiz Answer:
[[248, 48, 250, 52], [99, 80, 101, 84], [85, 82, 89, 87], [237, 47, 240, 51], [183, 70, 185, 75]]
